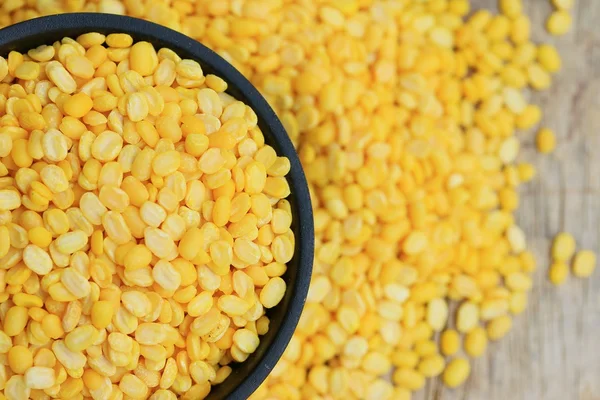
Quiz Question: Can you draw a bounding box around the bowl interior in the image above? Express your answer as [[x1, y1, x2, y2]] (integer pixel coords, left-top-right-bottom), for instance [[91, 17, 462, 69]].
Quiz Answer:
[[0, 13, 314, 400]]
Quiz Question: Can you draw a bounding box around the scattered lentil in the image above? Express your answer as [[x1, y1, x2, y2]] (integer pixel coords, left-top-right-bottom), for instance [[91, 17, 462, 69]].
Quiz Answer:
[[443, 358, 471, 388], [536, 128, 557, 154], [546, 10, 573, 35], [552, 232, 576, 262], [572, 250, 596, 278]]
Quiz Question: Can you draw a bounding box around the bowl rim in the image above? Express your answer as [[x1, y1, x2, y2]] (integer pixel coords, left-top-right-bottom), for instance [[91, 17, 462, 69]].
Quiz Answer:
[[0, 13, 314, 400]]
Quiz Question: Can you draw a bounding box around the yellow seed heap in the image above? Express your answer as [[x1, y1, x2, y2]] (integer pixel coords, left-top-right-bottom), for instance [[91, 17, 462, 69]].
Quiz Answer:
[[0, 32, 295, 399], [1, 0, 595, 399]]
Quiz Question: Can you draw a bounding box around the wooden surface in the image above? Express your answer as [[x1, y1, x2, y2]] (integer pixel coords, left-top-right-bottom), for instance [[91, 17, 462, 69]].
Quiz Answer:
[[415, 1, 600, 399]]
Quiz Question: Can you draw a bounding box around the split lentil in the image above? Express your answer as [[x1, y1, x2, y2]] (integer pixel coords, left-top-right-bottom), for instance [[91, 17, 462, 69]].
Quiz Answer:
[[536, 128, 557, 154], [0, 33, 292, 399], [552, 232, 576, 262], [546, 10, 573, 36], [572, 250, 596, 278]]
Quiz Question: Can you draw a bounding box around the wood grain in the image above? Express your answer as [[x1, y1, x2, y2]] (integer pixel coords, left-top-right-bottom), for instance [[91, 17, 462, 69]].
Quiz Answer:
[[415, 1, 600, 399]]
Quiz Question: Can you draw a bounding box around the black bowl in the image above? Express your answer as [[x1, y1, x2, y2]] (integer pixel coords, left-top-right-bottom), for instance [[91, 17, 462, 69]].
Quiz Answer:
[[0, 13, 314, 400]]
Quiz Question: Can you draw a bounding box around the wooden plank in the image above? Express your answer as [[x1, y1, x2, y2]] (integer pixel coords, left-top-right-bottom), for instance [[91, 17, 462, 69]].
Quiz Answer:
[[414, 1, 600, 399]]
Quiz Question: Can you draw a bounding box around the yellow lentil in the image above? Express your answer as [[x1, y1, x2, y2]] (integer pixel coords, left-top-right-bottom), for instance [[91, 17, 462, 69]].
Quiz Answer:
[[393, 368, 425, 391], [552, 232, 576, 262], [443, 358, 471, 388], [548, 261, 569, 286], [8, 345, 33, 374], [487, 315, 513, 341], [572, 250, 596, 278], [440, 330, 461, 356], [546, 10, 572, 35], [537, 44, 562, 73], [464, 327, 488, 357], [536, 128, 557, 154]]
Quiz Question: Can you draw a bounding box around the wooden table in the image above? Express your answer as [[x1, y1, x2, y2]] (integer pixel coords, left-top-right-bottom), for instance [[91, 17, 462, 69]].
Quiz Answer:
[[415, 1, 600, 399]]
